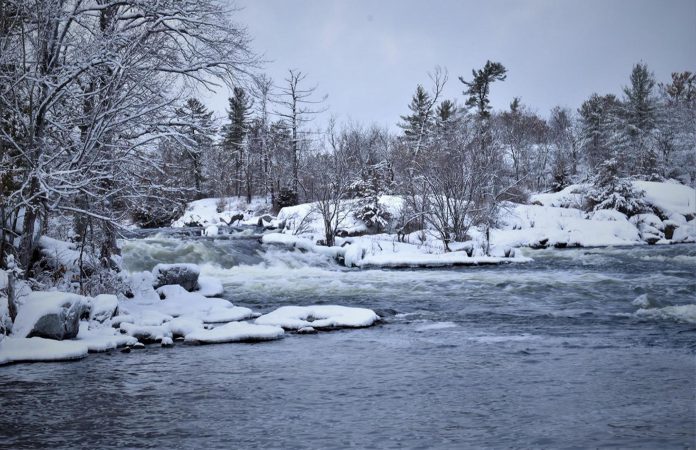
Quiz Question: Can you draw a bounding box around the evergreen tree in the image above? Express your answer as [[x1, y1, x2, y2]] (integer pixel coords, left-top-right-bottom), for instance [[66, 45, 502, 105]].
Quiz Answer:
[[459, 60, 507, 119], [587, 158, 647, 216], [224, 87, 254, 197], [619, 63, 658, 175], [175, 98, 216, 198], [578, 93, 620, 172], [399, 85, 435, 153]]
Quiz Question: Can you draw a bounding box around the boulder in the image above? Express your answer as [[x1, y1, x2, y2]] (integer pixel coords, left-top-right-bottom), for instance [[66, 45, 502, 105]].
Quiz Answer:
[[12, 292, 85, 340], [88, 294, 119, 323], [663, 221, 678, 240], [152, 263, 200, 292]]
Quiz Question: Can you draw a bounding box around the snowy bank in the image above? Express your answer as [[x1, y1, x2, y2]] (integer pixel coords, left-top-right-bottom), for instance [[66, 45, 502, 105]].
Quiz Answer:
[[172, 196, 272, 228]]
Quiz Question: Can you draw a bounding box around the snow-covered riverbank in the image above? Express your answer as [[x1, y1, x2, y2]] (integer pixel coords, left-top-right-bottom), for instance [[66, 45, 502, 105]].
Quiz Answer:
[[171, 181, 694, 269]]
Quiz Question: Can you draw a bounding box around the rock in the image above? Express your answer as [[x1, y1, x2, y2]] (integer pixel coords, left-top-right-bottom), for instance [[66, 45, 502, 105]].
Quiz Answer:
[[133, 342, 145, 349], [88, 294, 119, 323], [152, 263, 200, 292], [644, 234, 660, 245], [161, 337, 174, 347], [664, 222, 678, 240], [12, 292, 84, 340], [257, 214, 273, 227]]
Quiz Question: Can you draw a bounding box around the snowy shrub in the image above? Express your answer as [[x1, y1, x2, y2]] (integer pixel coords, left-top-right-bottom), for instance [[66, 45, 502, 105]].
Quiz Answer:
[[587, 158, 648, 216], [348, 162, 395, 233]]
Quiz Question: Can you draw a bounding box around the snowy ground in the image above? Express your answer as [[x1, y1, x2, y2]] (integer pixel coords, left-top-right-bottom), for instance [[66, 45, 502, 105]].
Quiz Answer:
[[172, 196, 273, 228]]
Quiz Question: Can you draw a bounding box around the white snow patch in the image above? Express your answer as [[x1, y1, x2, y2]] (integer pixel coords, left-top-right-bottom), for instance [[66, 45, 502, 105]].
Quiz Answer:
[[255, 305, 379, 330], [0, 337, 88, 365], [184, 322, 284, 344]]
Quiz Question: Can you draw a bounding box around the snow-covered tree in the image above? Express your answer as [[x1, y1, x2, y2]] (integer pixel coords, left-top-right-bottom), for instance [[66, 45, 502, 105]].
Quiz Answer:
[[587, 158, 647, 216]]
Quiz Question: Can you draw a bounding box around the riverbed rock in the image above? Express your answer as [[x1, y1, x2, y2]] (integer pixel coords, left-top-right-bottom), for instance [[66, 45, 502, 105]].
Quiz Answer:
[[152, 263, 200, 292], [12, 291, 85, 340], [87, 294, 119, 323]]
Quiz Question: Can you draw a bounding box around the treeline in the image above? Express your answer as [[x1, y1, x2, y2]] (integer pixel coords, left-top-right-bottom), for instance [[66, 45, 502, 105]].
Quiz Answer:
[[1, 0, 695, 283]]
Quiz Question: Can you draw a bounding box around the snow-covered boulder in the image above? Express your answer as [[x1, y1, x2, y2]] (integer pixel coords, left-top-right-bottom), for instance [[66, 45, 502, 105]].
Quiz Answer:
[[203, 225, 218, 237], [673, 220, 696, 243], [12, 291, 85, 340], [184, 322, 284, 344], [87, 294, 119, 323], [152, 263, 200, 291], [255, 305, 380, 330]]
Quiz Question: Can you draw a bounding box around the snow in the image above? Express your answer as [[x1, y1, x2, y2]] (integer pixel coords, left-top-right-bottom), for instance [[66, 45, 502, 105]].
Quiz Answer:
[[88, 294, 119, 323], [11, 291, 85, 338], [255, 305, 380, 330], [172, 196, 272, 227], [38, 236, 84, 269], [195, 275, 224, 297], [184, 322, 284, 344], [166, 317, 204, 337], [76, 322, 137, 352], [635, 181, 696, 217], [0, 337, 88, 365], [203, 225, 219, 236]]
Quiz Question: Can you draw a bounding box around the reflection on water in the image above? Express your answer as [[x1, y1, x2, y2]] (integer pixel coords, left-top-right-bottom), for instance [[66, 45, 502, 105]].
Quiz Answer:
[[2, 230, 695, 448]]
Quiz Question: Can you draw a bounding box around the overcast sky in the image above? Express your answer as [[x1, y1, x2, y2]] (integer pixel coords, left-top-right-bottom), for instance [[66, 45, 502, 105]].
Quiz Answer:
[[203, 0, 696, 129]]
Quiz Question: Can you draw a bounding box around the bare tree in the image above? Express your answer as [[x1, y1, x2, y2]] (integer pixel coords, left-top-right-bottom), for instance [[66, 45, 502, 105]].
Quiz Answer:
[[275, 70, 327, 197]]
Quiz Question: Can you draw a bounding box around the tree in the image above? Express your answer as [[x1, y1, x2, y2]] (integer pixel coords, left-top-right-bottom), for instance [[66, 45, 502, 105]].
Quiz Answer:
[[0, 0, 257, 276], [460, 61, 507, 119], [275, 70, 327, 198], [618, 63, 658, 175], [587, 158, 647, 216], [224, 87, 254, 198], [399, 68, 447, 155], [175, 98, 216, 198], [578, 93, 621, 172]]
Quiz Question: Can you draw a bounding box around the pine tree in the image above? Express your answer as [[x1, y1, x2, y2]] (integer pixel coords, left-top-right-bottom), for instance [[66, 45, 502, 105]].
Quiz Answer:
[[459, 60, 507, 119], [587, 158, 647, 216], [578, 93, 620, 172], [175, 98, 216, 198], [399, 85, 435, 153], [619, 63, 658, 175], [224, 87, 253, 197]]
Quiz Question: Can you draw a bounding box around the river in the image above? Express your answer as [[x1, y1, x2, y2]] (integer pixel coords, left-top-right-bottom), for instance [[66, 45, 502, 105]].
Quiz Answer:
[[1, 229, 695, 448]]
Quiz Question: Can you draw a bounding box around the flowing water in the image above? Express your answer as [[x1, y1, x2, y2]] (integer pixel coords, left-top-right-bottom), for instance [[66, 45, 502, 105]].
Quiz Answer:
[[2, 228, 695, 448]]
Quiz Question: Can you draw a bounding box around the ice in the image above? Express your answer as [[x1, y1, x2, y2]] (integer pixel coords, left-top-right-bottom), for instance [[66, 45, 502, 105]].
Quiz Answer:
[[184, 322, 284, 344], [0, 337, 88, 365], [255, 305, 380, 330]]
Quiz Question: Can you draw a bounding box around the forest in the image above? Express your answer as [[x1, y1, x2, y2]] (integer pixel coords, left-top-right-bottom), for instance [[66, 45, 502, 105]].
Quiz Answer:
[[1, 0, 695, 286]]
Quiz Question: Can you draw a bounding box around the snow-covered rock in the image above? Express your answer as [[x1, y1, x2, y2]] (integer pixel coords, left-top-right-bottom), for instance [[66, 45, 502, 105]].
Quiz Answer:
[[152, 263, 200, 291], [87, 294, 119, 323], [203, 225, 219, 237], [0, 337, 89, 366], [184, 322, 284, 344], [76, 322, 137, 352], [12, 291, 85, 340], [255, 305, 380, 330]]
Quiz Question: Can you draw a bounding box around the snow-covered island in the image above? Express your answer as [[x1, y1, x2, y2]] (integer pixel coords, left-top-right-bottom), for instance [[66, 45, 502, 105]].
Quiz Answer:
[[173, 179, 695, 269]]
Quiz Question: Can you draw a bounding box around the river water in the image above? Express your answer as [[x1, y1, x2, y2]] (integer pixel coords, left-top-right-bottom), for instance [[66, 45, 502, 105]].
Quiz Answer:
[[1, 229, 695, 448]]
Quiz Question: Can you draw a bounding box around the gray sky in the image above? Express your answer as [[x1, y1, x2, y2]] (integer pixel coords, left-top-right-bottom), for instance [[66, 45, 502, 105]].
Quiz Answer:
[[203, 0, 696, 129]]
